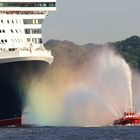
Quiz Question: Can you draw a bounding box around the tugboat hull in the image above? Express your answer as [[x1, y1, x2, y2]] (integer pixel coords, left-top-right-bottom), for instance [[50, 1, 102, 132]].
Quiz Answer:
[[114, 112, 140, 125]]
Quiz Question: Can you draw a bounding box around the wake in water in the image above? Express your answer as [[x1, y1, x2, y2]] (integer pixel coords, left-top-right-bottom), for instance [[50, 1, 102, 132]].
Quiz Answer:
[[23, 46, 136, 126]]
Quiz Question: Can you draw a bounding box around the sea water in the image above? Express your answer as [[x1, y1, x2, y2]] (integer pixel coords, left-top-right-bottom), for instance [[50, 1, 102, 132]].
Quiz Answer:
[[0, 126, 140, 140]]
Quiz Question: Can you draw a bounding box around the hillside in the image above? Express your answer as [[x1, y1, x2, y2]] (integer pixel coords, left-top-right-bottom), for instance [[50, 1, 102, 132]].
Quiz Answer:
[[112, 36, 140, 69], [45, 36, 140, 70]]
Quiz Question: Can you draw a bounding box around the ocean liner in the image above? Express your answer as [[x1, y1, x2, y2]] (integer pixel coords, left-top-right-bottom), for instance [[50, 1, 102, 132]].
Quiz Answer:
[[0, 0, 56, 126]]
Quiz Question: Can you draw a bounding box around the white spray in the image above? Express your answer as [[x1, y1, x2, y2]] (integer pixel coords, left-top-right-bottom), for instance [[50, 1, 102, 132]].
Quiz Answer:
[[122, 59, 133, 112], [23, 46, 134, 126]]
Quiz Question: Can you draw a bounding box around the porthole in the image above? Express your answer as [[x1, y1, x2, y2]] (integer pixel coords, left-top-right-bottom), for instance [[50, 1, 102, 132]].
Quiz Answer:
[[12, 20, 14, 23], [7, 20, 9, 23], [0, 30, 1, 33], [5, 39, 7, 42], [1, 39, 4, 43], [11, 29, 13, 33], [3, 30, 5, 33]]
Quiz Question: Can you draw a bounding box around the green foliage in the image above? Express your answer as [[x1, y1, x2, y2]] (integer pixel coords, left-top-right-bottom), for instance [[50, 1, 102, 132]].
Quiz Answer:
[[45, 36, 140, 70], [112, 36, 140, 70]]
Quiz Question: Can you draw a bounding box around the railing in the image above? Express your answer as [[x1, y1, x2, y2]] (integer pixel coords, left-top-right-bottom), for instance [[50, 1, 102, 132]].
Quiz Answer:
[[0, 44, 52, 56], [0, 11, 47, 15], [0, 42, 52, 56], [0, 48, 52, 58]]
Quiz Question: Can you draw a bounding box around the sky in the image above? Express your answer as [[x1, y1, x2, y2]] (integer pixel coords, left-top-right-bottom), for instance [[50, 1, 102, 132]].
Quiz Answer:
[[43, 0, 140, 44]]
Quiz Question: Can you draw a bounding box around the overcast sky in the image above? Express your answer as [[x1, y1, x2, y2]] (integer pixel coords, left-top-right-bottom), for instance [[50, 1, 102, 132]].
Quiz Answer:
[[43, 0, 140, 44]]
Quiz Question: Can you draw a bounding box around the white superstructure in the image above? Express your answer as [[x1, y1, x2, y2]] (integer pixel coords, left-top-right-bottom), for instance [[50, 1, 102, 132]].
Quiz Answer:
[[0, 0, 56, 64]]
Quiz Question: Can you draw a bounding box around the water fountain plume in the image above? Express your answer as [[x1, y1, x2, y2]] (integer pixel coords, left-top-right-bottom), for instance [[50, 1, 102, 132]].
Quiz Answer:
[[123, 61, 133, 112], [22, 45, 135, 126]]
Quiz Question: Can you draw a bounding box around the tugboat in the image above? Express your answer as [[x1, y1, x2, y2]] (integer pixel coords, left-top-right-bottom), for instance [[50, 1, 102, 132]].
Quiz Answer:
[[114, 97, 140, 125], [113, 111, 140, 125]]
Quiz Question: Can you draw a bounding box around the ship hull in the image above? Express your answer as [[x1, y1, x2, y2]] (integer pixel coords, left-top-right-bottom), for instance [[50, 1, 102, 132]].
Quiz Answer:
[[0, 60, 49, 126], [114, 117, 140, 125], [0, 117, 21, 126]]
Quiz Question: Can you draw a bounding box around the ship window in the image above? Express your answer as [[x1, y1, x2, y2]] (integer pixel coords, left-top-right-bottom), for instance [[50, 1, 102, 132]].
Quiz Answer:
[[0, 30, 5, 33], [11, 29, 13, 33], [31, 38, 42, 44], [7, 20, 9, 23], [5, 39, 7, 42], [23, 19, 32, 24], [9, 48, 15, 51], [38, 19, 43, 24], [39, 38, 42, 43], [43, 3, 47, 7], [32, 29, 42, 34], [23, 19, 43, 24], [1, 20, 3, 23], [35, 39, 37, 43], [32, 38, 35, 43], [33, 19, 35, 24], [32, 38, 38, 44], [46, 3, 49, 7], [15, 29, 18, 33], [50, 3, 55, 7], [36, 19, 38, 24], [27, 38, 30, 42], [12, 20, 14, 23], [1, 39, 4, 43], [0, 3, 3, 7], [25, 29, 30, 34], [16, 19, 18, 24]]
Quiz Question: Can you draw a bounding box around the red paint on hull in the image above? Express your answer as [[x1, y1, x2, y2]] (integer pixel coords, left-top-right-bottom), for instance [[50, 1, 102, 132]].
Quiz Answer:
[[0, 117, 21, 126], [114, 112, 140, 125]]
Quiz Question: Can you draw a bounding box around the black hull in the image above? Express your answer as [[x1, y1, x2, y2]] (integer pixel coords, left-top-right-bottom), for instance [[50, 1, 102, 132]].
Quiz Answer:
[[0, 60, 49, 122]]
